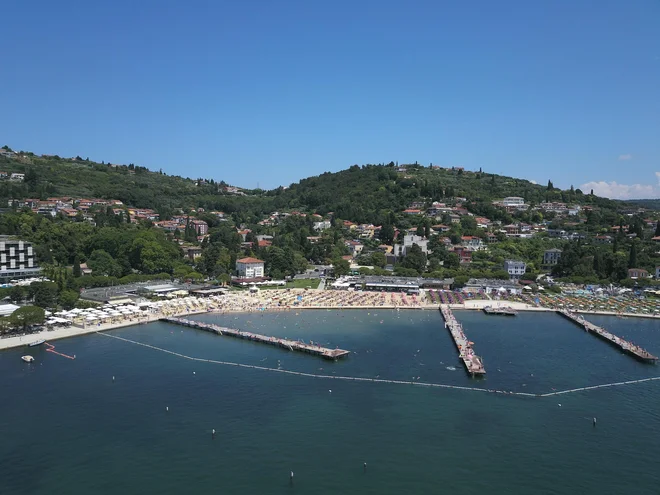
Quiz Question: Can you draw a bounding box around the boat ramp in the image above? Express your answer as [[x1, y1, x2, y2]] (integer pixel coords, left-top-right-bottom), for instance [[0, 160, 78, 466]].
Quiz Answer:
[[162, 317, 350, 360], [439, 307, 486, 376], [557, 310, 658, 363]]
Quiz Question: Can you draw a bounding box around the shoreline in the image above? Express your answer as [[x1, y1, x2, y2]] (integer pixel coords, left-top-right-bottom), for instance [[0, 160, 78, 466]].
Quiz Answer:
[[3, 298, 659, 352]]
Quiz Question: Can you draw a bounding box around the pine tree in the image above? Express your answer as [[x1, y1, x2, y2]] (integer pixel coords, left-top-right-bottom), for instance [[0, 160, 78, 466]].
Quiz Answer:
[[547, 180, 554, 190], [654, 222, 660, 237]]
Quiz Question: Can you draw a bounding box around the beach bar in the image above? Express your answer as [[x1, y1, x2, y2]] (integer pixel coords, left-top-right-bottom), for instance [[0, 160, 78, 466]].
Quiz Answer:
[[557, 310, 658, 363], [439, 307, 486, 376], [162, 317, 350, 360]]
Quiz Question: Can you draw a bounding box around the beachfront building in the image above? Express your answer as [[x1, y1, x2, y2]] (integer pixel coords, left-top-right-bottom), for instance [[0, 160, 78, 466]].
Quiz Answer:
[[504, 260, 526, 280], [0, 236, 41, 282], [543, 248, 562, 265], [462, 278, 522, 295], [236, 257, 265, 279]]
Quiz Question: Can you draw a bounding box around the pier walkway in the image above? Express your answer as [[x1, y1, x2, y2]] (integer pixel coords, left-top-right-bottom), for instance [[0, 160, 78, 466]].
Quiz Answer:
[[557, 310, 658, 363], [162, 317, 350, 360], [439, 306, 486, 376]]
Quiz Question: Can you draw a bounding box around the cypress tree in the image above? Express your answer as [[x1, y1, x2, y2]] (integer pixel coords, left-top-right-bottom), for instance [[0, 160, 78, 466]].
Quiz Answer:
[[628, 242, 637, 269], [73, 255, 82, 278]]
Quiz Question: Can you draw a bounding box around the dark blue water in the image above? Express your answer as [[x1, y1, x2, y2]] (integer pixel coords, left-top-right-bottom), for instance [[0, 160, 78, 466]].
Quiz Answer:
[[2, 310, 660, 494]]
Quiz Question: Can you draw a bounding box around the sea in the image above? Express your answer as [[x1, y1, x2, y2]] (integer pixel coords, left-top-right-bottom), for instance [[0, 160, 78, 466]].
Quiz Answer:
[[2, 309, 660, 495]]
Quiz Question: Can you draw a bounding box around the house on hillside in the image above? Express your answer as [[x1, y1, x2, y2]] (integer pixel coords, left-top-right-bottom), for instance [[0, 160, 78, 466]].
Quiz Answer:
[[543, 248, 562, 265], [345, 240, 364, 257], [461, 236, 483, 250], [628, 268, 649, 279]]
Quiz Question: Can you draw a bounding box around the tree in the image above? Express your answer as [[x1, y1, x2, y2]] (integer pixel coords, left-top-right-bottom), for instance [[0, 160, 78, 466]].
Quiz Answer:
[[25, 168, 38, 190], [187, 271, 204, 282], [10, 306, 45, 331], [9, 285, 24, 303], [59, 289, 79, 310], [401, 244, 427, 273], [88, 250, 122, 277], [628, 241, 638, 269], [332, 258, 350, 277], [378, 223, 395, 245], [370, 251, 386, 268], [33, 282, 58, 308], [547, 180, 554, 190], [655, 222, 660, 238], [72, 255, 82, 278]]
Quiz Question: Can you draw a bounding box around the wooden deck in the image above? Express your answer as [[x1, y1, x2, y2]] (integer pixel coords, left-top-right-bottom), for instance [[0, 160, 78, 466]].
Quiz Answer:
[[483, 306, 518, 316], [162, 317, 350, 360], [439, 306, 486, 376], [557, 310, 658, 363]]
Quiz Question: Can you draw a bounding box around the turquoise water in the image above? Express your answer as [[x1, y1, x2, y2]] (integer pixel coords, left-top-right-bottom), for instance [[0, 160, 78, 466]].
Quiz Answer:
[[2, 310, 660, 494]]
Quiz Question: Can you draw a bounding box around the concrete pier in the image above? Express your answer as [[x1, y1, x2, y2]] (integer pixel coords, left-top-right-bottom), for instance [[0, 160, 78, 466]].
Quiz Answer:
[[483, 306, 518, 316], [162, 317, 350, 360], [557, 310, 658, 363], [439, 306, 486, 376]]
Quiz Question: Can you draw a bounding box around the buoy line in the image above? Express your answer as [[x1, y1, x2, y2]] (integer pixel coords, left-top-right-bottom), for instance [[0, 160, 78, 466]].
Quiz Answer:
[[96, 332, 660, 398]]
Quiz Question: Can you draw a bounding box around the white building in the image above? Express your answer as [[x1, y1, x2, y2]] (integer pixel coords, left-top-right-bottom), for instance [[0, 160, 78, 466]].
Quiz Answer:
[[313, 220, 332, 231], [236, 257, 265, 279], [393, 234, 429, 258], [0, 236, 41, 282], [502, 197, 524, 207], [10, 173, 25, 181], [504, 260, 526, 280]]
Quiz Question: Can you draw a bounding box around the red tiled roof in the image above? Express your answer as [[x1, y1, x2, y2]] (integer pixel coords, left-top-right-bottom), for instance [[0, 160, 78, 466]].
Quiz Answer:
[[237, 257, 264, 263]]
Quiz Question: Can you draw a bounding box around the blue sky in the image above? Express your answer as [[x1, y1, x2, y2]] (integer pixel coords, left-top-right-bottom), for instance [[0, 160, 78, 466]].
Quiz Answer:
[[2, 0, 659, 197]]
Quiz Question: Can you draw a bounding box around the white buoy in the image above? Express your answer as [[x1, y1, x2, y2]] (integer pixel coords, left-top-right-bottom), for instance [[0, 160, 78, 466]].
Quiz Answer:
[[558, 404, 562, 407], [329, 389, 332, 393], [112, 376, 115, 381], [193, 371, 196, 375], [593, 417, 597, 426], [166, 406, 169, 412], [364, 462, 367, 471], [290, 471, 294, 481]]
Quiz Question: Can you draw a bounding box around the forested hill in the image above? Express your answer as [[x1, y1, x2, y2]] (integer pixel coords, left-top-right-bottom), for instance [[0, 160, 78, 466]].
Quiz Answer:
[[265, 163, 626, 226], [0, 151, 624, 222], [623, 199, 660, 211]]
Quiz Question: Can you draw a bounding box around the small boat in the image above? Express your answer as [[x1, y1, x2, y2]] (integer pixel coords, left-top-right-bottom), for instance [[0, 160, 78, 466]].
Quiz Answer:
[[28, 339, 45, 347], [21, 355, 35, 363]]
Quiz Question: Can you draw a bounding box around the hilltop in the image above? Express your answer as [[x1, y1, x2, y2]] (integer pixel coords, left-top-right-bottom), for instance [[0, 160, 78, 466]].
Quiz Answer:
[[0, 149, 627, 222]]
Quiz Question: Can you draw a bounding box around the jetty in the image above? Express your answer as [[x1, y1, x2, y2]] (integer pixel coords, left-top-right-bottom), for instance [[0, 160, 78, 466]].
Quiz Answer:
[[557, 310, 658, 363], [439, 306, 486, 376], [483, 306, 518, 316], [162, 317, 350, 360]]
